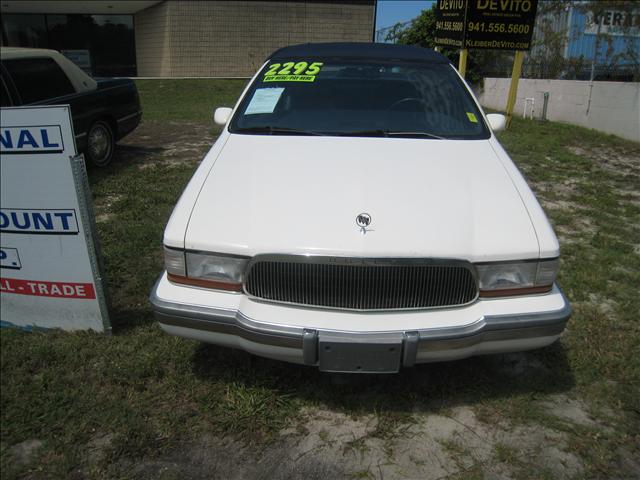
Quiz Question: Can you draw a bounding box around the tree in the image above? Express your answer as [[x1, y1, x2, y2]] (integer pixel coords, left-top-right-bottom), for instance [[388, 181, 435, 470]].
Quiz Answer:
[[385, 7, 438, 47], [385, 5, 512, 86], [386, 0, 638, 83], [525, 0, 573, 79]]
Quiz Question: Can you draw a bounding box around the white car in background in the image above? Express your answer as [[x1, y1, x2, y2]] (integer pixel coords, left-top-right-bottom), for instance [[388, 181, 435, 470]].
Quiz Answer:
[[150, 43, 571, 373]]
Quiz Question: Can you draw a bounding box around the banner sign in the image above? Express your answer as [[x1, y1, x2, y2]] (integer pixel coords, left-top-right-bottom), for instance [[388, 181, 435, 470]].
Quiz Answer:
[[0, 106, 110, 332], [584, 10, 640, 37], [435, 0, 539, 50]]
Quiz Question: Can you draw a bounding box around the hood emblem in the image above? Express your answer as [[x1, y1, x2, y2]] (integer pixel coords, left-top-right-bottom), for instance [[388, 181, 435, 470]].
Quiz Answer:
[[356, 213, 372, 234]]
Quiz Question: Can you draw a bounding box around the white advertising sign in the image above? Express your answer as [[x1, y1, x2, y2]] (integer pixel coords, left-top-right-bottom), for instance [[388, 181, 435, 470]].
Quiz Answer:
[[584, 10, 640, 37], [0, 106, 110, 332]]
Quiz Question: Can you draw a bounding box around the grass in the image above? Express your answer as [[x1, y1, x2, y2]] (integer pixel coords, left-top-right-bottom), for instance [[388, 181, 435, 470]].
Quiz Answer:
[[1, 79, 639, 479], [498, 120, 640, 400], [135, 79, 248, 122]]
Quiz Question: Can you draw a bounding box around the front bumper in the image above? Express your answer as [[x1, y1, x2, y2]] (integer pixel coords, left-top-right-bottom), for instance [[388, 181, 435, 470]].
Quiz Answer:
[[150, 273, 571, 372]]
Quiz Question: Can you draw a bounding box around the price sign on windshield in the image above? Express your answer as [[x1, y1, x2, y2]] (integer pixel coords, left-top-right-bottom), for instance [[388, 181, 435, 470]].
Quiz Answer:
[[263, 61, 324, 82]]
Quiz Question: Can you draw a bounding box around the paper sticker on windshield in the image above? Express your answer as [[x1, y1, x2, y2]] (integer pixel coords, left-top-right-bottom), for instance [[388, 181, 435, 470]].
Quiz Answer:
[[263, 61, 323, 82], [245, 88, 285, 114], [466, 112, 478, 123]]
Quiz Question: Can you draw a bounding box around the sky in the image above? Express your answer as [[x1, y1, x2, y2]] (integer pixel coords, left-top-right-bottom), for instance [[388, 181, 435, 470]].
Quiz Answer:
[[375, 0, 435, 30]]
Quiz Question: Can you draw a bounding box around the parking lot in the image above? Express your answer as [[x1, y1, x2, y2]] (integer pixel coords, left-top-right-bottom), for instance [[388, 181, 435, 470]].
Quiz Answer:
[[1, 79, 639, 479]]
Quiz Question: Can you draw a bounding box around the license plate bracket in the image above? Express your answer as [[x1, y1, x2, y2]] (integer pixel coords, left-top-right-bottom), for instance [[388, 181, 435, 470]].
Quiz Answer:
[[318, 336, 402, 373]]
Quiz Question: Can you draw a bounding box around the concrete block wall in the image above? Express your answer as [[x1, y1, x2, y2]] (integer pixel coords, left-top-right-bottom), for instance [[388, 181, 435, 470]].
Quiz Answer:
[[481, 78, 640, 142], [134, 1, 172, 77], [135, 0, 375, 78]]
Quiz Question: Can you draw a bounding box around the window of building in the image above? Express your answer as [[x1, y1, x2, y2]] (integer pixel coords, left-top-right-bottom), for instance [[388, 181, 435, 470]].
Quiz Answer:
[[1, 14, 48, 48], [3, 57, 75, 104], [1, 13, 136, 77], [89, 15, 136, 77]]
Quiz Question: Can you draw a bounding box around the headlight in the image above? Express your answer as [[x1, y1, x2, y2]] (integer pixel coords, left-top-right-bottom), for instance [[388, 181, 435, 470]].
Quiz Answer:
[[476, 258, 559, 297], [164, 247, 249, 291]]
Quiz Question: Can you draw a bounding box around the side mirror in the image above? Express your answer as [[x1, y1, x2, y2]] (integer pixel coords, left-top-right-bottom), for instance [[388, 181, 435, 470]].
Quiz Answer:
[[213, 107, 233, 126], [486, 113, 506, 132]]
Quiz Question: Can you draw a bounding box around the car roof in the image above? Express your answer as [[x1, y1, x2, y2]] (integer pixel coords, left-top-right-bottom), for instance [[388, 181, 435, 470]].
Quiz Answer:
[[1, 47, 62, 60], [1, 47, 97, 93], [269, 42, 451, 64]]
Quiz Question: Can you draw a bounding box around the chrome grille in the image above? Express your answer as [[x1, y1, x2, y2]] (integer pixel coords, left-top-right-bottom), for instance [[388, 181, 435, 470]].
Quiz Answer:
[[244, 256, 478, 310]]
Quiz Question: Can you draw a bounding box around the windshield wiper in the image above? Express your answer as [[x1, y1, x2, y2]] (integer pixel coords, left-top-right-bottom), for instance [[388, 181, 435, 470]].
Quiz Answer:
[[336, 129, 389, 137], [385, 131, 445, 139], [337, 130, 445, 139], [236, 127, 445, 139], [234, 126, 325, 136]]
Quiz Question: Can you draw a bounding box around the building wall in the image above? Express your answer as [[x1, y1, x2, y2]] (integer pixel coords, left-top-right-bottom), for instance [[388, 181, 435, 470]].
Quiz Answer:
[[565, 4, 640, 66], [481, 78, 640, 142], [135, 1, 172, 76], [135, 0, 375, 77], [528, 2, 639, 76]]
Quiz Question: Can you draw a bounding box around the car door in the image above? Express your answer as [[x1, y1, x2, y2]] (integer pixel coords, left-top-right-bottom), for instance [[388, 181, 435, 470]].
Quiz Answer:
[[0, 80, 11, 107], [1, 65, 18, 107]]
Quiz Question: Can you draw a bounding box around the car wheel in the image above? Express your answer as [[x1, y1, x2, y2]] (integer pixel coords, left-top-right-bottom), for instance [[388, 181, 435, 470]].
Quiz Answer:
[[86, 120, 115, 167]]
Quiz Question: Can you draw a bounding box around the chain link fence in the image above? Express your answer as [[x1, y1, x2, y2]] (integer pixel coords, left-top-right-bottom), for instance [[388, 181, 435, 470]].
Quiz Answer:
[[471, 53, 639, 82]]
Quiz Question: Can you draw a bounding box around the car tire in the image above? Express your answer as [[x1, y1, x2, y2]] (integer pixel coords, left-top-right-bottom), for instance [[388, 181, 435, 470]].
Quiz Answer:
[[86, 120, 115, 167]]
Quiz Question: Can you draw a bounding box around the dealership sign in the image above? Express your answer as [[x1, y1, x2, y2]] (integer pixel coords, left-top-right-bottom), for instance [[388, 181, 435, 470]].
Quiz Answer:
[[435, 0, 539, 50], [0, 106, 110, 332]]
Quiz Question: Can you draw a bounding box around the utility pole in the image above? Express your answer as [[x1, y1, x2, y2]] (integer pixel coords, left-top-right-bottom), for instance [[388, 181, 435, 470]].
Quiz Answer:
[[589, 12, 603, 82], [586, 11, 603, 115]]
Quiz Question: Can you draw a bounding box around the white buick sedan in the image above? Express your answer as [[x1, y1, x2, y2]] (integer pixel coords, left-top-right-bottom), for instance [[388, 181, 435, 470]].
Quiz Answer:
[[150, 43, 571, 373]]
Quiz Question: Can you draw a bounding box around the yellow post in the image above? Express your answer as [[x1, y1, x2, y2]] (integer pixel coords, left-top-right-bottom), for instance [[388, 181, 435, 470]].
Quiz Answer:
[[458, 48, 468, 78], [505, 50, 525, 129]]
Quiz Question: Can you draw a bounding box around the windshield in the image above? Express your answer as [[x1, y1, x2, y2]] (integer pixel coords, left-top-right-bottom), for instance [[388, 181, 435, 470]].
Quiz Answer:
[[229, 58, 489, 139]]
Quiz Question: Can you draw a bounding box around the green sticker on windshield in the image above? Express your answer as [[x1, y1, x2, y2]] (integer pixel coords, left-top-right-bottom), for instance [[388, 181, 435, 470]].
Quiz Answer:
[[466, 112, 478, 123], [264, 61, 323, 82], [264, 74, 315, 82]]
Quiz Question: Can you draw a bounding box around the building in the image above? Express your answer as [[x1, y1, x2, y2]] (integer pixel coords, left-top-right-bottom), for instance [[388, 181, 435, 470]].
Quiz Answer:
[[528, 1, 639, 80], [1, 0, 376, 77]]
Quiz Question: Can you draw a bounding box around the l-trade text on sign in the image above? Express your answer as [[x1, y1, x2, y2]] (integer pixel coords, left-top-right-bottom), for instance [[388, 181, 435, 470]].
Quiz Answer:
[[0, 278, 96, 299], [0, 125, 64, 153], [0, 209, 79, 234]]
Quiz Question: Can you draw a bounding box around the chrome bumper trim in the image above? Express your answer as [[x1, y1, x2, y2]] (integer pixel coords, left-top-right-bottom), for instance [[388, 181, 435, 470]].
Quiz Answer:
[[150, 276, 571, 366], [117, 110, 143, 123]]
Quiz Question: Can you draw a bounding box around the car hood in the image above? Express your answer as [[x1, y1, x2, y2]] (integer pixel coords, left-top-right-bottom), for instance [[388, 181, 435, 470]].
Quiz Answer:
[[185, 134, 539, 261]]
